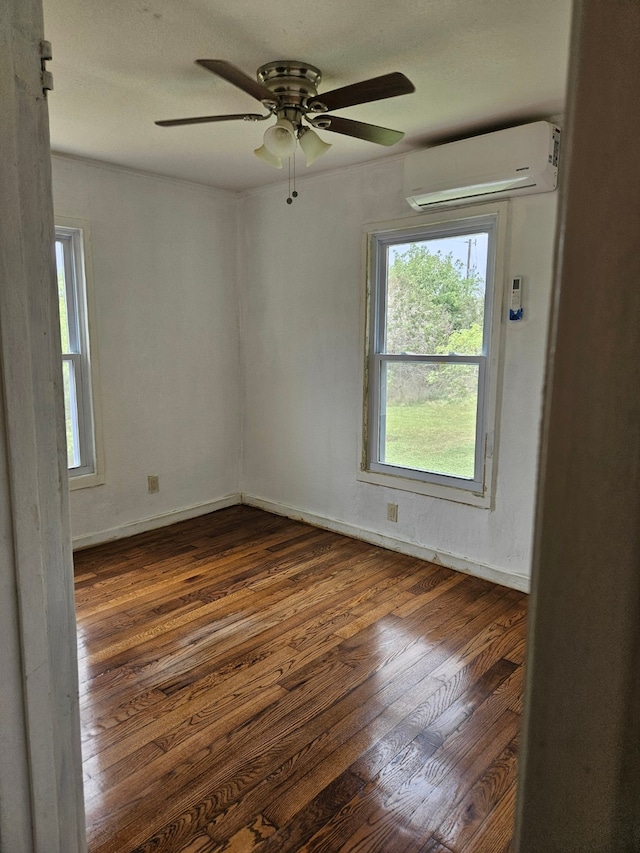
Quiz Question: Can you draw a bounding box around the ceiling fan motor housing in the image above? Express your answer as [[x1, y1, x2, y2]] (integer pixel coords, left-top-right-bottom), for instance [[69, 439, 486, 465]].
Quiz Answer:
[[256, 61, 326, 125]]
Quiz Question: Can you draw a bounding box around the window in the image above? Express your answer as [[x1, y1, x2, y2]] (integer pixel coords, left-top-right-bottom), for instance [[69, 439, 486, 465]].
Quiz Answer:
[[55, 220, 101, 485], [361, 203, 507, 506]]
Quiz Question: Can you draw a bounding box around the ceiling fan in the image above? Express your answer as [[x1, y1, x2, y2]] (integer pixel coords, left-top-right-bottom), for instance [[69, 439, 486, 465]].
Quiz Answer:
[[156, 60, 415, 170]]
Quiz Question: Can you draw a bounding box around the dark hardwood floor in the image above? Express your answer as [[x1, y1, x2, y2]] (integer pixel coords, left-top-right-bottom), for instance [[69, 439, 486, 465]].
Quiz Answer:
[[74, 505, 527, 853]]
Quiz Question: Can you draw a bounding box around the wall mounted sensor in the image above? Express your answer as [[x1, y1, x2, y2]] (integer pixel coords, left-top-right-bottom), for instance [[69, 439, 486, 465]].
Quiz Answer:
[[510, 276, 523, 321]]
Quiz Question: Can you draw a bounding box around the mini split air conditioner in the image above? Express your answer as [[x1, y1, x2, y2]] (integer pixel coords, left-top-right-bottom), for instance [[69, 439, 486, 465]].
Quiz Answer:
[[404, 121, 561, 210]]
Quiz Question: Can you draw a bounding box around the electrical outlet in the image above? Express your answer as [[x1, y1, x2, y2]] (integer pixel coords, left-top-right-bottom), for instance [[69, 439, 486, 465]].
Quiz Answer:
[[387, 502, 398, 522], [147, 475, 159, 494]]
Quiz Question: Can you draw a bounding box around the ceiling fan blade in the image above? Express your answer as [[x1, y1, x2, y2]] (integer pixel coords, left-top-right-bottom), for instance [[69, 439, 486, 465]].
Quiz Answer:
[[311, 115, 404, 146], [309, 72, 414, 112], [156, 113, 268, 127], [196, 59, 275, 103]]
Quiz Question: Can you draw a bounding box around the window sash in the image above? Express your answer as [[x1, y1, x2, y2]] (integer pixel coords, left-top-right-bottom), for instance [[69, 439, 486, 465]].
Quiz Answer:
[[372, 218, 498, 358], [369, 355, 487, 491]]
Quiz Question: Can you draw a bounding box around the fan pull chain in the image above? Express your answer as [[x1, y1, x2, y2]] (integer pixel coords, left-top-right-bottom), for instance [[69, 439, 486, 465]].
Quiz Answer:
[[286, 154, 299, 205]]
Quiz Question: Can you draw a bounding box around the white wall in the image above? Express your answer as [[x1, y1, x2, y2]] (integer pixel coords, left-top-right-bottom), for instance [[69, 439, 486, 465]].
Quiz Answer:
[[51, 156, 242, 545], [239, 157, 558, 589]]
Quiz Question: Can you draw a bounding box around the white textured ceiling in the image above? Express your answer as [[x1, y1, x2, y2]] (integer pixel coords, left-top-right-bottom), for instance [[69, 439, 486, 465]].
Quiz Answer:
[[42, 0, 573, 192]]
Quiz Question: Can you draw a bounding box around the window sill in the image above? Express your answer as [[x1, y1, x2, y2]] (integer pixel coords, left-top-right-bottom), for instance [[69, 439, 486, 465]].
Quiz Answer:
[[357, 466, 493, 509], [68, 471, 105, 491]]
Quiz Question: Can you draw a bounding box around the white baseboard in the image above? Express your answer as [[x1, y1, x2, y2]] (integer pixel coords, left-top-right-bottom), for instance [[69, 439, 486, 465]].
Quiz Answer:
[[242, 494, 530, 593], [72, 494, 242, 550]]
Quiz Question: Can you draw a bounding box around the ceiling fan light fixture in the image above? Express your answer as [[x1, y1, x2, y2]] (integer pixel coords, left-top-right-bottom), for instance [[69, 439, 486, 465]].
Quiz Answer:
[[263, 117, 297, 157], [253, 144, 283, 169], [298, 127, 332, 166]]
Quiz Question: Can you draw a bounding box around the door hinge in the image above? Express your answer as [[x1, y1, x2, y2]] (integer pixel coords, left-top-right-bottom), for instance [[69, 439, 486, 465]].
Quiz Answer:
[[40, 40, 53, 95]]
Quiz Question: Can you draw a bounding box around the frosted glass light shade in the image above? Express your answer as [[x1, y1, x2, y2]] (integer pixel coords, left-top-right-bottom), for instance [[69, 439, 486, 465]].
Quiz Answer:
[[299, 128, 332, 166], [263, 118, 297, 157], [254, 145, 283, 169]]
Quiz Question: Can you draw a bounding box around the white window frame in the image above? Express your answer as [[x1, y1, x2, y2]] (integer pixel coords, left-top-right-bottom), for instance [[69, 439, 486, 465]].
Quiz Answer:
[[359, 202, 508, 508], [55, 217, 104, 489]]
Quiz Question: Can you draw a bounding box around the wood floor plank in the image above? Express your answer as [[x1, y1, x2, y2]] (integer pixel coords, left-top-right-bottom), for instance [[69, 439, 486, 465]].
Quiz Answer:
[[249, 659, 516, 851], [74, 506, 528, 853], [311, 709, 519, 853], [433, 735, 519, 851], [96, 630, 442, 849], [392, 569, 467, 618], [417, 841, 455, 853], [81, 546, 377, 697], [303, 674, 522, 852], [503, 635, 527, 666], [83, 551, 406, 727], [296, 736, 442, 853], [457, 782, 519, 853], [99, 628, 516, 849]]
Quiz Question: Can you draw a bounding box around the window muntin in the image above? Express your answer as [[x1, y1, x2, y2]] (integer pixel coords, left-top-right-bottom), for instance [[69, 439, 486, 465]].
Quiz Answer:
[[55, 226, 97, 479], [364, 208, 504, 499]]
